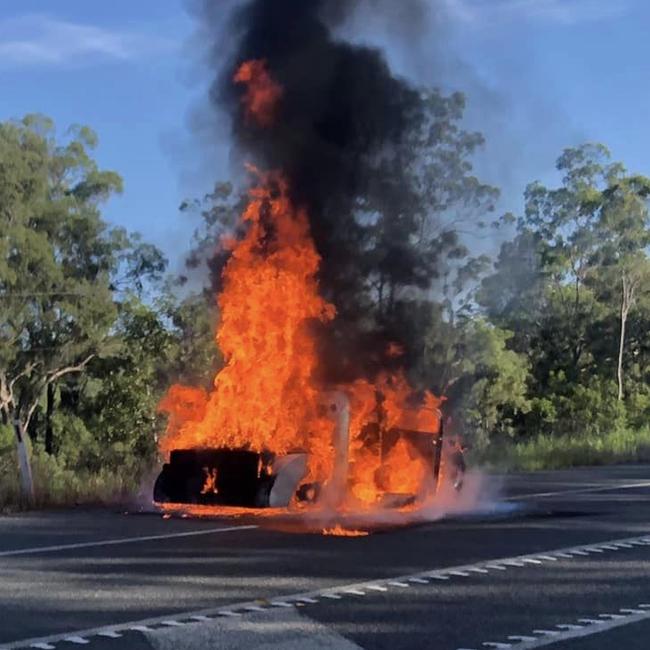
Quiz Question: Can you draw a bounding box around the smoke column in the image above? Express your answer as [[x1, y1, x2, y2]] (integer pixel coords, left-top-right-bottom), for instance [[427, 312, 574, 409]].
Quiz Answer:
[[198, 0, 428, 384]]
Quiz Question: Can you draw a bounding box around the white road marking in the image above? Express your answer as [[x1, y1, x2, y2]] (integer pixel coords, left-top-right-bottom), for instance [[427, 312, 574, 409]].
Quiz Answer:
[[189, 616, 212, 622], [507, 480, 650, 500], [366, 585, 388, 591], [29, 645, 54, 649], [620, 609, 646, 614], [408, 577, 430, 584], [97, 631, 123, 638], [495, 604, 650, 648], [577, 619, 605, 625], [161, 620, 185, 627], [508, 637, 537, 642], [483, 643, 512, 648], [4, 532, 649, 650], [387, 581, 410, 587], [0, 525, 258, 558], [63, 637, 89, 645], [271, 601, 294, 607]]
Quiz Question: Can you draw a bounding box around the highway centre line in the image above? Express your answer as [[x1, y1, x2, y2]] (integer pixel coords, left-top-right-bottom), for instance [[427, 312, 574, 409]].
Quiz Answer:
[[507, 480, 650, 500], [0, 525, 259, 558]]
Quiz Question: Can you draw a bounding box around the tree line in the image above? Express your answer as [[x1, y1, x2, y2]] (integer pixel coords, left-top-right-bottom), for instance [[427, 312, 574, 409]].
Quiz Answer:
[[2, 105, 650, 506]]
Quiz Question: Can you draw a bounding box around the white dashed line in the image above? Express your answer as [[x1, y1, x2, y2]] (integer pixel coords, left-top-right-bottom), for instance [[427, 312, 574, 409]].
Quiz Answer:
[[4, 532, 649, 650], [96, 631, 123, 638], [482, 603, 650, 648], [62, 638, 89, 645]]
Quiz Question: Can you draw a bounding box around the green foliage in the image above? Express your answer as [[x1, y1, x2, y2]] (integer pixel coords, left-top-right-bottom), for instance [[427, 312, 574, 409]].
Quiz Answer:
[[481, 428, 650, 472]]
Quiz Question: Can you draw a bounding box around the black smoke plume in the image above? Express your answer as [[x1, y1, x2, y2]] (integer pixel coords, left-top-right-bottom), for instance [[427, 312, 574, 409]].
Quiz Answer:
[[200, 0, 427, 383]]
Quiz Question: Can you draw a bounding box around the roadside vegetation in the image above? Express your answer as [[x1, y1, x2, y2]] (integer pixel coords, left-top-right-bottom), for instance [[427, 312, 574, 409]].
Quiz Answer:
[[2, 109, 650, 510]]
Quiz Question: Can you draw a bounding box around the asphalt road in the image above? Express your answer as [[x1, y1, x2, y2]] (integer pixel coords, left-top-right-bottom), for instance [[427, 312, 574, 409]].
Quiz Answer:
[[1, 465, 649, 649]]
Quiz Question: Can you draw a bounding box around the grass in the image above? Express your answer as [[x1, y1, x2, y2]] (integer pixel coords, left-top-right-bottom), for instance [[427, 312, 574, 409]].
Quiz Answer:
[[0, 449, 151, 513], [478, 427, 650, 472]]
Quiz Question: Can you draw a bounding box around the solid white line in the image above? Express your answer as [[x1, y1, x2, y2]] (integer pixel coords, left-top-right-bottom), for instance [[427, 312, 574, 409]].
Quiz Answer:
[[507, 480, 650, 500], [0, 525, 258, 558], [4, 532, 649, 650]]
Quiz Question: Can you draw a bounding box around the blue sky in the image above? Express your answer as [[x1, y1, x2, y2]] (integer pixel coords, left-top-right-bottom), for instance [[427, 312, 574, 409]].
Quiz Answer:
[[1, 0, 649, 264]]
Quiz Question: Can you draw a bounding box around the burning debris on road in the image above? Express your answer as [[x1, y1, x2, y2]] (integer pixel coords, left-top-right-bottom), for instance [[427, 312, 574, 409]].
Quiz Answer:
[[155, 0, 470, 521]]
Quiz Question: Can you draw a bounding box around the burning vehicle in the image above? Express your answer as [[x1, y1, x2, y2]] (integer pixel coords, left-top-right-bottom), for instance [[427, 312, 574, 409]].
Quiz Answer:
[[155, 2, 469, 515], [154, 392, 447, 509]]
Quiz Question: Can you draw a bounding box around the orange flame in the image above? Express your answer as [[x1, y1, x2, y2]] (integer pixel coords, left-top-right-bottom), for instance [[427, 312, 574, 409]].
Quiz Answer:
[[322, 525, 369, 537], [161, 171, 337, 485], [234, 59, 283, 127], [159, 61, 443, 508]]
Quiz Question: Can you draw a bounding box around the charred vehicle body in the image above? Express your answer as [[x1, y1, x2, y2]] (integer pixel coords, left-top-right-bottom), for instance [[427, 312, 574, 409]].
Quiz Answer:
[[154, 393, 449, 509]]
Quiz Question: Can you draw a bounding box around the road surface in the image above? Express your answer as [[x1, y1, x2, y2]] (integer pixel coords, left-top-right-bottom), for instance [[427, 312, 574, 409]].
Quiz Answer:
[[1, 465, 649, 649]]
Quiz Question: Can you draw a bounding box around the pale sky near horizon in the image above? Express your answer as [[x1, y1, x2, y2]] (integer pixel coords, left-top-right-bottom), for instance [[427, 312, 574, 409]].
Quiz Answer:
[[1, 0, 649, 267]]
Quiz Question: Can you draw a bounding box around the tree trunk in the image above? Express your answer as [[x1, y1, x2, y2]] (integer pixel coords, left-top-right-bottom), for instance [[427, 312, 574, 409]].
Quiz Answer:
[[13, 418, 35, 504], [617, 305, 627, 401], [45, 382, 55, 455], [617, 275, 633, 402]]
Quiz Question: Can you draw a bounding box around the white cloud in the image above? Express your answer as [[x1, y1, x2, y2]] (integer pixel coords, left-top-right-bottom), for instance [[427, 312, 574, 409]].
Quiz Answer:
[[444, 0, 632, 26], [0, 14, 174, 67]]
